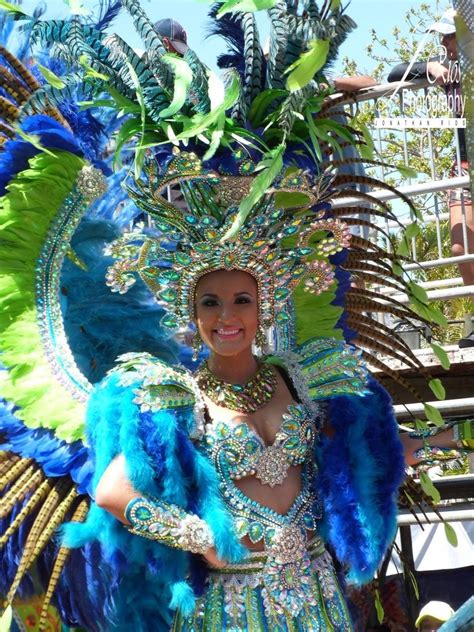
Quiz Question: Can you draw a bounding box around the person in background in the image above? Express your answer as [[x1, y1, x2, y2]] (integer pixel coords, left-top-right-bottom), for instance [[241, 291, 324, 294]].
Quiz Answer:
[[153, 18, 189, 56], [416, 601, 455, 631], [388, 8, 474, 349]]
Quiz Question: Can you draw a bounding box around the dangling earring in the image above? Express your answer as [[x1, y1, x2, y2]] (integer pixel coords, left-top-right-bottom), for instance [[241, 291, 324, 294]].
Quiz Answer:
[[192, 330, 203, 361], [255, 325, 267, 354]]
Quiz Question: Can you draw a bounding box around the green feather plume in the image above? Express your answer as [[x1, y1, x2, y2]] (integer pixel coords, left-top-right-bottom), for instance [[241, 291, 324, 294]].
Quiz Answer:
[[0, 152, 88, 442]]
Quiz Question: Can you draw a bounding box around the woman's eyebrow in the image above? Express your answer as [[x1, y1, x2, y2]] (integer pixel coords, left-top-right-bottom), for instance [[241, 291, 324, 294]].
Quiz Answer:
[[234, 291, 253, 296]]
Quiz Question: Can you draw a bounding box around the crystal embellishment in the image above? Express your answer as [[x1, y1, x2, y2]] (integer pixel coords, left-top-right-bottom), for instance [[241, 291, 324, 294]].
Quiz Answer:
[[270, 526, 306, 564], [76, 165, 107, 200], [255, 445, 290, 487]]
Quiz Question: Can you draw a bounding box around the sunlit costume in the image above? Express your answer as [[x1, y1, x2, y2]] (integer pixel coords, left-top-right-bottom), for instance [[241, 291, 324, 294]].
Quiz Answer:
[[0, 1, 443, 630]]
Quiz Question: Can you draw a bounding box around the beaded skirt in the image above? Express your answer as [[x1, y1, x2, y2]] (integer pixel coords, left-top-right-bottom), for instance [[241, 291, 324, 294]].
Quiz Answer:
[[172, 540, 354, 631]]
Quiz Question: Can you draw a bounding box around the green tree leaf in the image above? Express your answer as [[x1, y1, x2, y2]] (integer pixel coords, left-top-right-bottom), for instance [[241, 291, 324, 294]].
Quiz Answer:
[[408, 280, 428, 303], [414, 418, 428, 431], [405, 222, 421, 240], [444, 522, 458, 547], [409, 298, 448, 327], [396, 163, 419, 179], [423, 403, 444, 427], [286, 40, 330, 93], [374, 588, 385, 623], [396, 237, 410, 257], [217, 0, 276, 17], [431, 343, 451, 370], [392, 261, 403, 277], [428, 378, 446, 401], [419, 471, 441, 504]]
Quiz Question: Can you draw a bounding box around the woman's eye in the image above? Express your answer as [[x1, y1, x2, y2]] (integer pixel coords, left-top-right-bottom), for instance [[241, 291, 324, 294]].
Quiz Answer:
[[201, 299, 218, 307], [235, 297, 251, 304]]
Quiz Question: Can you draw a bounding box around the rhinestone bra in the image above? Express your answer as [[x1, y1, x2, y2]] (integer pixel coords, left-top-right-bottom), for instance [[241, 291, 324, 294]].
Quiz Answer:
[[204, 403, 317, 487]]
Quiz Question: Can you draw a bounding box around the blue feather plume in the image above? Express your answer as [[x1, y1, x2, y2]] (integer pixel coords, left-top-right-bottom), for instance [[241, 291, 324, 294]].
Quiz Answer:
[[62, 219, 179, 383], [93, 0, 122, 31], [207, 4, 245, 77]]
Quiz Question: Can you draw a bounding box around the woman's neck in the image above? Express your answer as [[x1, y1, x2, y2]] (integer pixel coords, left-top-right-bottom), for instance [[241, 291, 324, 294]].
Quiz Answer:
[[207, 349, 259, 384]]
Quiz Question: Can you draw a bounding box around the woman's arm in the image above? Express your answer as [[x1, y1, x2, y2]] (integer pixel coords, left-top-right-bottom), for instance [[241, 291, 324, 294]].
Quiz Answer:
[[401, 428, 460, 466], [95, 454, 140, 522], [334, 75, 377, 91], [95, 453, 226, 567]]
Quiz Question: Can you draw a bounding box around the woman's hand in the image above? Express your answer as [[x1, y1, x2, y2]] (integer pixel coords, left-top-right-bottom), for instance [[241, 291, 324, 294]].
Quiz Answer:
[[202, 546, 227, 569], [427, 61, 449, 84]]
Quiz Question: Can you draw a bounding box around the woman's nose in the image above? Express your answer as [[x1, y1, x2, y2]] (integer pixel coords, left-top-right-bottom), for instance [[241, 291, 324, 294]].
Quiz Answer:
[[219, 302, 235, 321]]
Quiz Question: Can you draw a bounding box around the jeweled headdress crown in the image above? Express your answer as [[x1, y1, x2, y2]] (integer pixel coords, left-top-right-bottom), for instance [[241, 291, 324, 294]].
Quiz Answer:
[[105, 150, 351, 332]]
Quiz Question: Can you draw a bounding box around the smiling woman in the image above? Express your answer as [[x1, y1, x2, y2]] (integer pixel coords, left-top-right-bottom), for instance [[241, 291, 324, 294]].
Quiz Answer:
[[92, 248, 405, 631], [0, 0, 432, 630]]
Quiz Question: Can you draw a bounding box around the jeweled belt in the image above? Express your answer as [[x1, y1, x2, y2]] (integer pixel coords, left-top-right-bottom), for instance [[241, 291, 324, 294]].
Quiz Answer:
[[210, 534, 325, 575], [208, 535, 328, 617]]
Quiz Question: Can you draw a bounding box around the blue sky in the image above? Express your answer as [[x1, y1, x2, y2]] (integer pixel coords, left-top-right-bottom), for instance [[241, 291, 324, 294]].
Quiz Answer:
[[21, 0, 449, 75]]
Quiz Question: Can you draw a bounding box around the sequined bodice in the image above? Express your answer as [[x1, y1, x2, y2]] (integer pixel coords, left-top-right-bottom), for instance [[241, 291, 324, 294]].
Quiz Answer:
[[201, 402, 323, 548], [196, 400, 339, 622], [204, 403, 316, 484]]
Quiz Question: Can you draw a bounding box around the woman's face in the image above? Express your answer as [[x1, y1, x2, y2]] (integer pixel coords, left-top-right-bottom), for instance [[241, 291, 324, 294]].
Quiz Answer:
[[194, 269, 258, 357]]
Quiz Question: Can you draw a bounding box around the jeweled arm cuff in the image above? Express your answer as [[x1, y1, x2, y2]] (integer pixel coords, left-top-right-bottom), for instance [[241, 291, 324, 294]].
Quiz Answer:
[[124, 496, 214, 554]]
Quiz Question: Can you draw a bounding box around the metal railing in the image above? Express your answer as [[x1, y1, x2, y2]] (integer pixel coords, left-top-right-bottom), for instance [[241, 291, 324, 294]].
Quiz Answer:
[[331, 78, 473, 345]]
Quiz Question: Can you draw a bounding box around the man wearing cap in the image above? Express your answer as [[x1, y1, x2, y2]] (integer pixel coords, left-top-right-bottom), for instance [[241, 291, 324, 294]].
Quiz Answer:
[[416, 601, 455, 631], [387, 9, 460, 87], [388, 7, 474, 349], [154, 18, 189, 56]]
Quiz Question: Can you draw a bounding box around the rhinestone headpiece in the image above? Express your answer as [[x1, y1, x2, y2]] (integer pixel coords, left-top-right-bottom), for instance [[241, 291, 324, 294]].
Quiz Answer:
[[105, 151, 351, 331]]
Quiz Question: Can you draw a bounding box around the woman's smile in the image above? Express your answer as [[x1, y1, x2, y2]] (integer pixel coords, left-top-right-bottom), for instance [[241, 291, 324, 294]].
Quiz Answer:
[[214, 327, 243, 340]]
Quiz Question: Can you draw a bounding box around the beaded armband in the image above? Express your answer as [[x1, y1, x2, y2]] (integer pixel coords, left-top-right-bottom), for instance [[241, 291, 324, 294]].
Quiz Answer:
[[124, 496, 214, 554]]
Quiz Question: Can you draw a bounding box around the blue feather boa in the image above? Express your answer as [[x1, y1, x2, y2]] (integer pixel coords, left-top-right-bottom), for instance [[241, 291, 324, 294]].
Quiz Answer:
[[317, 376, 405, 584], [63, 371, 244, 630]]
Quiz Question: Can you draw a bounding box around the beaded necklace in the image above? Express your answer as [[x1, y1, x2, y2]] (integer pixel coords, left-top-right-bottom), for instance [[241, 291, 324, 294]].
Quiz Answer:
[[195, 361, 277, 413]]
